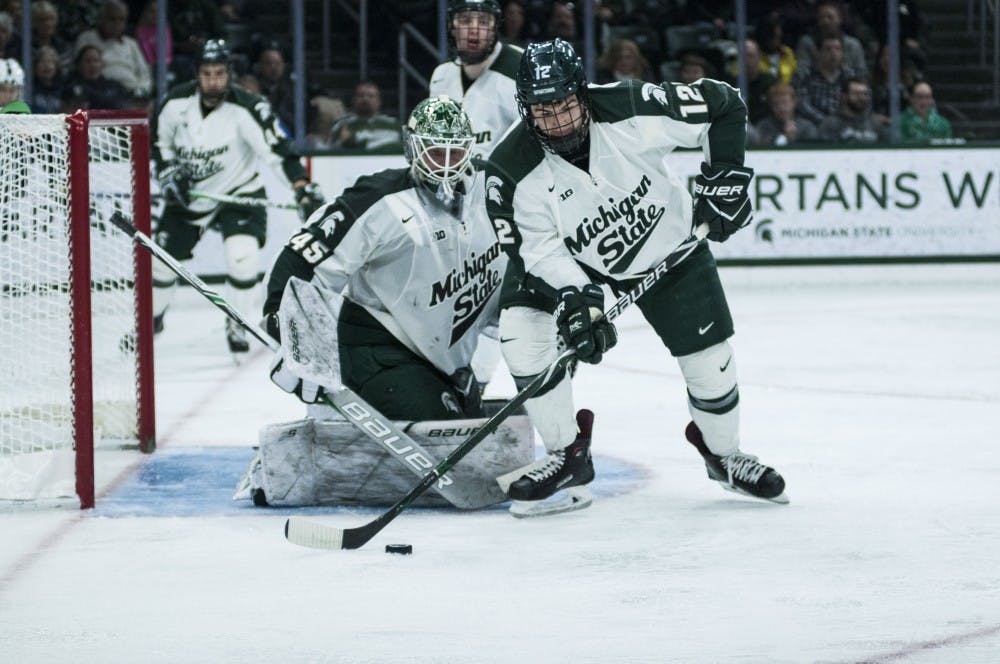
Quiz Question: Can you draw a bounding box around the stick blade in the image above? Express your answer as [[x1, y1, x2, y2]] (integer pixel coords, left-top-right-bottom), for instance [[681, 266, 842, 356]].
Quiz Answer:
[[284, 517, 345, 550]]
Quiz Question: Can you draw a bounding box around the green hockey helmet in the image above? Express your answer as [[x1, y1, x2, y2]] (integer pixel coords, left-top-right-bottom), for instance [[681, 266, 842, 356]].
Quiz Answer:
[[197, 39, 232, 67], [515, 39, 591, 156], [404, 95, 475, 202]]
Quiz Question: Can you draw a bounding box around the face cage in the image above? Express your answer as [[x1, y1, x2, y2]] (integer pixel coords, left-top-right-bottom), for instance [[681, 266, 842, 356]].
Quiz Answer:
[[518, 89, 591, 156], [409, 133, 475, 200], [450, 13, 498, 65]]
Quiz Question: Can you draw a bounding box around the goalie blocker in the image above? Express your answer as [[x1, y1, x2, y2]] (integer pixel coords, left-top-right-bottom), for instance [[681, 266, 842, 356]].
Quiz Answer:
[[235, 400, 533, 509]]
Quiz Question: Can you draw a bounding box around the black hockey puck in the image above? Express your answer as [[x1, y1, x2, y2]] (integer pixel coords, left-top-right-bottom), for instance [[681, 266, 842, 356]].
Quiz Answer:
[[385, 544, 413, 555]]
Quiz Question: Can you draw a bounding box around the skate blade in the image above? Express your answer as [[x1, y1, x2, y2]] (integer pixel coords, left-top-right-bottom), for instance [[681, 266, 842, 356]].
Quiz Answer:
[[717, 481, 790, 504], [509, 486, 593, 518]]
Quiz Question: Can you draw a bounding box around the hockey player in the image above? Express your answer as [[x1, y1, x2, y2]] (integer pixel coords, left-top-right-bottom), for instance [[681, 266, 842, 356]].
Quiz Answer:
[[485, 40, 788, 506], [429, 0, 522, 160], [152, 39, 324, 356], [264, 95, 506, 422], [0, 59, 29, 113]]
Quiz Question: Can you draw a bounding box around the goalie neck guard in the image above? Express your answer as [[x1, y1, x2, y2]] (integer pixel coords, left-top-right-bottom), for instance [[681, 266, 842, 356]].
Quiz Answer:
[[403, 95, 475, 204]]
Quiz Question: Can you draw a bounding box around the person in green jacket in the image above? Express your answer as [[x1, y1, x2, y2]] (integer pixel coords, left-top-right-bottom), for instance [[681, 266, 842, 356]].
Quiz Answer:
[[0, 58, 30, 113], [900, 81, 952, 142]]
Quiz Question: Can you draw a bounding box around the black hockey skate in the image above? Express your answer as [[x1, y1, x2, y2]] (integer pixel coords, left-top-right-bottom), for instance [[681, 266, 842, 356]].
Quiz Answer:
[[685, 422, 788, 504], [225, 318, 250, 354], [507, 409, 595, 501]]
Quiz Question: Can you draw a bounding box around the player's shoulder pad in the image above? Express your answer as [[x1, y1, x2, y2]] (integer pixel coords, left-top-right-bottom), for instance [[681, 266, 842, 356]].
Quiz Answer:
[[587, 79, 662, 123], [490, 43, 524, 78], [226, 85, 279, 127], [162, 80, 198, 102], [485, 122, 544, 186], [336, 167, 414, 220]]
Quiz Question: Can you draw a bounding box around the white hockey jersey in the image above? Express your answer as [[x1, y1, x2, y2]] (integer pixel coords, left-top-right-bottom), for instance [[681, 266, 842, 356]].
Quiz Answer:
[[266, 167, 506, 376], [153, 81, 306, 218], [429, 42, 522, 160], [485, 79, 749, 290]]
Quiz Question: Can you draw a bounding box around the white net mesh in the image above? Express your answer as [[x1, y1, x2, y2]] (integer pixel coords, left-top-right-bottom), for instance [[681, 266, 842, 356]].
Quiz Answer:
[[0, 114, 144, 500]]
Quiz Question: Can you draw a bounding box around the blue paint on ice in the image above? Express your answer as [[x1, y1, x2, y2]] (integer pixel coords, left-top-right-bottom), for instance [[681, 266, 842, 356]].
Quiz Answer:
[[96, 447, 646, 517]]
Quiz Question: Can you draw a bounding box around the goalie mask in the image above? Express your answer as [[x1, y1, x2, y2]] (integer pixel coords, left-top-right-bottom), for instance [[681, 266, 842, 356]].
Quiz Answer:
[[404, 95, 475, 203], [0, 58, 24, 105], [196, 39, 231, 108], [515, 39, 591, 156], [448, 0, 501, 65]]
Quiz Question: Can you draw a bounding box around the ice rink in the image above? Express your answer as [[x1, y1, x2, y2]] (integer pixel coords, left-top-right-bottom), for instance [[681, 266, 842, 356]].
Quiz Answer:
[[2, 262, 999, 663]]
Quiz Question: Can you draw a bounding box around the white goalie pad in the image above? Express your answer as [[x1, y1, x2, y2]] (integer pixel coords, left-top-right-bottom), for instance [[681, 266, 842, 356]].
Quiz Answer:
[[236, 410, 534, 509]]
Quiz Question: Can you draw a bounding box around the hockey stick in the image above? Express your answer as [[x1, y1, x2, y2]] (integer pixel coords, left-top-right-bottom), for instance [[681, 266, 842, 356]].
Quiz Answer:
[[188, 190, 299, 210], [284, 223, 710, 550], [108, 211, 478, 508]]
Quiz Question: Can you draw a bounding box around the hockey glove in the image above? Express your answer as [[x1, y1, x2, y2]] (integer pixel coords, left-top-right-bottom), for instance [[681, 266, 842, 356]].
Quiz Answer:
[[692, 162, 754, 242], [269, 351, 324, 404], [555, 284, 618, 365], [157, 161, 191, 206], [294, 182, 326, 221]]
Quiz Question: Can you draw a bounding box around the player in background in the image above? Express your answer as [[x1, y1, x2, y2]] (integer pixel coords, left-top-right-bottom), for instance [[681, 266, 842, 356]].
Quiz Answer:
[[152, 39, 324, 357], [0, 59, 29, 113], [429, 0, 522, 160], [429, 0, 522, 394], [264, 95, 506, 422], [485, 40, 788, 507]]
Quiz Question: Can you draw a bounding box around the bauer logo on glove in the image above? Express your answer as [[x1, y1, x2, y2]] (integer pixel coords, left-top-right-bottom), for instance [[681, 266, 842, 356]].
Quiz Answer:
[[692, 162, 754, 243]]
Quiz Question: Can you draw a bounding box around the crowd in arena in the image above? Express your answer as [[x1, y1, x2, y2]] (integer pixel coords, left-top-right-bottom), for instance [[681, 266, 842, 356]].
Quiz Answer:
[[0, 0, 954, 145]]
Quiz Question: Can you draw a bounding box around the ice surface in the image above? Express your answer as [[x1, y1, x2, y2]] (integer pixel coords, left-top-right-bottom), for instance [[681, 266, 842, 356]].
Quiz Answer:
[[2, 263, 999, 663]]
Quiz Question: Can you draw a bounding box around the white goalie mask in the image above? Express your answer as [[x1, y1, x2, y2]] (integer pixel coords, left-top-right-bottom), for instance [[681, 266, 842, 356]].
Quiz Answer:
[[0, 58, 24, 104], [403, 95, 475, 203]]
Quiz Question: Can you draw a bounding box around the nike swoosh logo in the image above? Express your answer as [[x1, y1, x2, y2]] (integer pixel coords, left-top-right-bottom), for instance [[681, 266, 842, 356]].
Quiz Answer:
[[720, 356, 732, 372], [500, 337, 518, 343], [547, 185, 555, 192], [401, 215, 414, 224], [698, 322, 715, 335]]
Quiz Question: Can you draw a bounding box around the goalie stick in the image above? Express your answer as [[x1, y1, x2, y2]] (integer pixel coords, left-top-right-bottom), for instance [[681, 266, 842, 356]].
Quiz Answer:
[[284, 223, 710, 550], [108, 212, 480, 508]]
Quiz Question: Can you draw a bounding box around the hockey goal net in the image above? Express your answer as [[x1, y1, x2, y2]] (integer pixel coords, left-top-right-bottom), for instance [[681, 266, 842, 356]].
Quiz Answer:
[[0, 110, 155, 508]]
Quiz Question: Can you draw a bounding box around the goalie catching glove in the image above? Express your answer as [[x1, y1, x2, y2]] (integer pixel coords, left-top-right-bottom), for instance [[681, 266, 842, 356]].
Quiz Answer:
[[555, 284, 618, 365], [693, 162, 754, 242], [157, 161, 191, 206], [294, 182, 326, 221]]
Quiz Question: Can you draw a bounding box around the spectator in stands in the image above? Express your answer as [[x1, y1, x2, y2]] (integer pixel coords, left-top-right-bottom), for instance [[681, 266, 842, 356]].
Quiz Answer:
[[236, 72, 260, 94], [596, 38, 652, 84], [30, 45, 64, 113], [330, 81, 402, 151], [31, 2, 71, 73], [61, 44, 132, 111], [500, 0, 531, 47], [795, 1, 867, 78], [679, 52, 712, 84], [753, 82, 818, 146], [169, 0, 224, 79], [75, 1, 151, 101], [794, 35, 858, 126], [0, 11, 19, 59], [544, 1, 578, 50], [754, 12, 797, 84], [58, 0, 101, 49], [135, 0, 172, 74], [900, 81, 952, 142], [870, 42, 920, 121], [741, 39, 778, 124], [818, 78, 887, 143], [254, 45, 295, 132]]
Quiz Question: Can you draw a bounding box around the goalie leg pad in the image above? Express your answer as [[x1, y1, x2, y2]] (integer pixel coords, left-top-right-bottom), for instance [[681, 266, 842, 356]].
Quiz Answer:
[[678, 341, 740, 457], [241, 413, 534, 508], [500, 306, 577, 451]]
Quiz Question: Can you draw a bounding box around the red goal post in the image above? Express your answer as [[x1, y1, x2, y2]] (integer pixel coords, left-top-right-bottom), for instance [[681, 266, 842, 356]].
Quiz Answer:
[[0, 110, 156, 508]]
